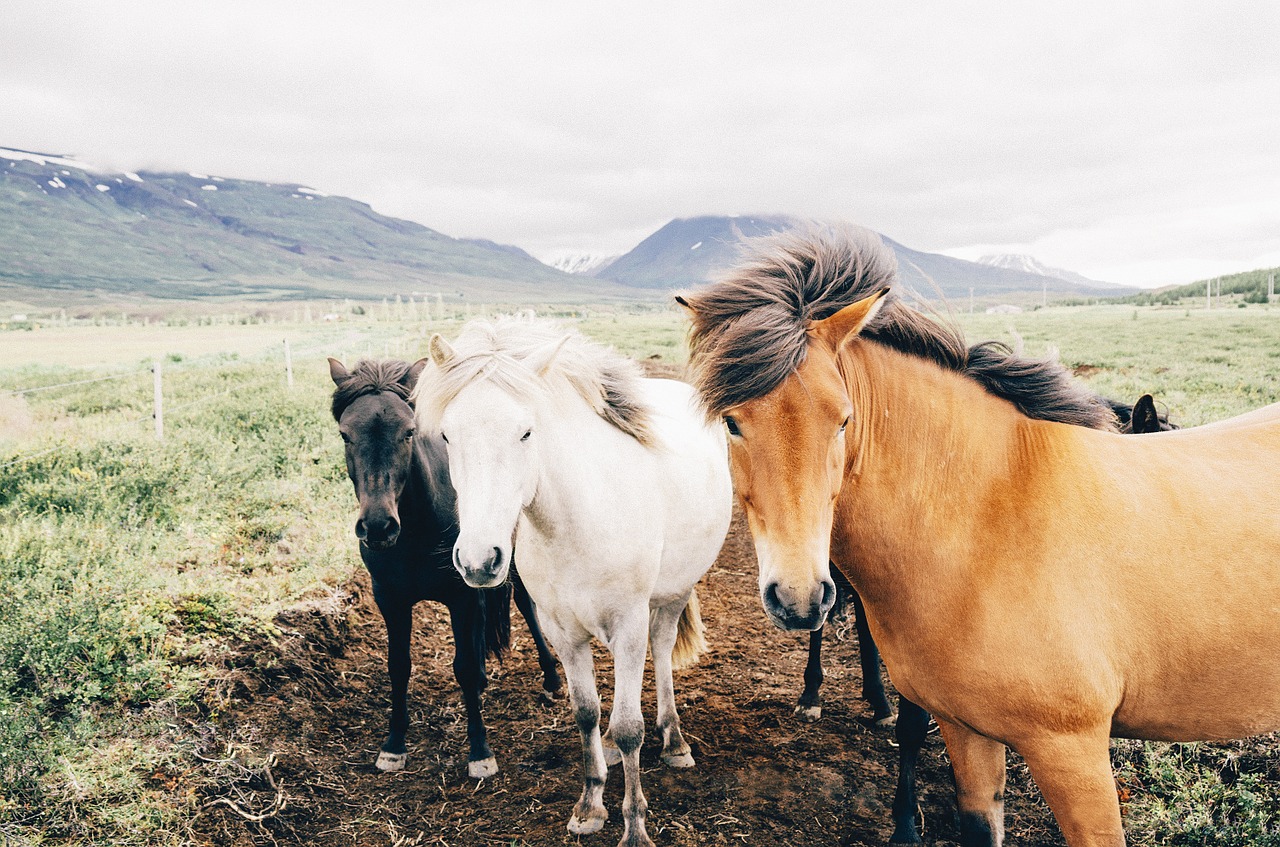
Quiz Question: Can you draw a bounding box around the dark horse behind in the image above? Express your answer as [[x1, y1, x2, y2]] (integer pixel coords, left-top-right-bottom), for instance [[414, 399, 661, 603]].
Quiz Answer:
[[329, 357, 562, 778]]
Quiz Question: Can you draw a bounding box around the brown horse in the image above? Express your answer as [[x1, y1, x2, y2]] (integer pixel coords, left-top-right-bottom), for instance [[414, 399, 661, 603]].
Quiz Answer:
[[679, 226, 1280, 847]]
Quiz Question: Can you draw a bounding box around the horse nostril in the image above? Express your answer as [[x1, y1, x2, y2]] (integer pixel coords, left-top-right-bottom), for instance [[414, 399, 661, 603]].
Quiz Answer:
[[819, 578, 836, 612], [763, 582, 783, 614], [489, 546, 504, 572], [355, 519, 368, 540], [386, 517, 400, 539]]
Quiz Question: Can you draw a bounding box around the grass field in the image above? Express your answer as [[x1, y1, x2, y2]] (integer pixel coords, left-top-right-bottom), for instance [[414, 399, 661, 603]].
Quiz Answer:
[[1, 302, 1278, 845]]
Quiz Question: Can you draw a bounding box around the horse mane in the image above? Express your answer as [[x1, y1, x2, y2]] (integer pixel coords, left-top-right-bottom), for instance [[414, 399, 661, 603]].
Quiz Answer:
[[681, 225, 1116, 430], [330, 359, 415, 421], [415, 315, 655, 447]]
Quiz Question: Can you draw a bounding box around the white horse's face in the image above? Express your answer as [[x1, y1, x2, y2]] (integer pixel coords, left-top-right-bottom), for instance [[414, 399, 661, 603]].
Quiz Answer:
[[438, 379, 539, 589]]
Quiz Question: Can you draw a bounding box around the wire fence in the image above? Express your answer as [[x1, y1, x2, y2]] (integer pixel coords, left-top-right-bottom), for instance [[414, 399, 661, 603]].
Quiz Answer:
[[0, 330, 425, 472]]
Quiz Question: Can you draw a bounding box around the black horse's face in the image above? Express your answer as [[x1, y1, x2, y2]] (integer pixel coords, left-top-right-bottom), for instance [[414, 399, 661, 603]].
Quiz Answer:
[[338, 392, 416, 549]]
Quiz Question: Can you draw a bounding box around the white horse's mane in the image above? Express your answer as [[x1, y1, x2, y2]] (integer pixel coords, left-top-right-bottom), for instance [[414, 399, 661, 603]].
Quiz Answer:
[[415, 314, 655, 447]]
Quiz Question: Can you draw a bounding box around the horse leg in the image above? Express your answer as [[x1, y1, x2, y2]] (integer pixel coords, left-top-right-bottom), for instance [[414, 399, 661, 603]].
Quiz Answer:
[[609, 616, 654, 847], [556, 637, 609, 835], [449, 600, 496, 779], [888, 697, 930, 844], [512, 572, 563, 702], [795, 625, 825, 722], [1018, 730, 1125, 847], [936, 720, 1007, 846], [852, 589, 895, 725], [375, 600, 412, 773], [649, 599, 695, 767]]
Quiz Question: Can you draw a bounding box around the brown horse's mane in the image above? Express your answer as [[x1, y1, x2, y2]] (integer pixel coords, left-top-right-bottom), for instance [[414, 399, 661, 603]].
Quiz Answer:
[[681, 225, 1116, 430], [331, 359, 414, 421]]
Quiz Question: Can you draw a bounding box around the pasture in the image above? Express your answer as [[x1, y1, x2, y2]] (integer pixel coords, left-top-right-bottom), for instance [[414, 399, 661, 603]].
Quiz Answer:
[[0, 303, 1278, 846]]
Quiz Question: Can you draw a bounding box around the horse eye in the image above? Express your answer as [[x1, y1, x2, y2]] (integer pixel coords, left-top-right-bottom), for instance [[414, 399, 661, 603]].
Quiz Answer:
[[521, 430, 532, 442], [340, 431, 351, 444], [724, 416, 741, 437], [404, 430, 415, 442], [838, 416, 850, 434], [440, 432, 449, 444]]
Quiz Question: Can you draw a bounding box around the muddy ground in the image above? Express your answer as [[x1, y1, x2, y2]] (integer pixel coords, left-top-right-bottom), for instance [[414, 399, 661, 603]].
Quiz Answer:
[[191, 494, 1067, 847]]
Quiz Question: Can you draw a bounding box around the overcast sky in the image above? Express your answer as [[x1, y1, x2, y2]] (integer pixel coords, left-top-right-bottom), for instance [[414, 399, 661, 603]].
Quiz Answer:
[[3, 1, 1278, 287]]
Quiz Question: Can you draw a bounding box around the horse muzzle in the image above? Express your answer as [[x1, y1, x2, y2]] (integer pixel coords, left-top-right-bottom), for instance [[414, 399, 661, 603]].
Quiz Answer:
[[453, 542, 510, 588], [356, 513, 401, 549], [761, 577, 836, 632]]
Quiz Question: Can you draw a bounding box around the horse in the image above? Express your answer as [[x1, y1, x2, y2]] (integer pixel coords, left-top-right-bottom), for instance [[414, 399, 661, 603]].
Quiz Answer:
[[1112, 394, 1176, 434], [792, 392, 1173, 843], [328, 357, 563, 779], [678, 225, 1280, 847], [415, 316, 733, 847]]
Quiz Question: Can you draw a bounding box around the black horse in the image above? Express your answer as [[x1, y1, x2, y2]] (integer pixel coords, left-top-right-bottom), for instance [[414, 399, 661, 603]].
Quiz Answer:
[[329, 357, 562, 778], [797, 393, 1177, 843]]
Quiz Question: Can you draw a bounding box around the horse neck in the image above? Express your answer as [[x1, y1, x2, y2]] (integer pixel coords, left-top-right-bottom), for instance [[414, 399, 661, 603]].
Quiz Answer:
[[836, 338, 1047, 595]]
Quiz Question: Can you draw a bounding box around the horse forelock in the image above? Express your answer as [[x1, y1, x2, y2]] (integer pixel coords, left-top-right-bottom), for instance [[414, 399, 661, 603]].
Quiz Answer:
[[684, 224, 1116, 430], [331, 359, 414, 421], [416, 315, 656, 446]]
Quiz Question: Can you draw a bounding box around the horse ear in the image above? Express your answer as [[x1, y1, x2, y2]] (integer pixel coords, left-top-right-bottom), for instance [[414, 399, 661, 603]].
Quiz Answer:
[[525, 335, 571, 376], [402, 358, 429, 391], [328, 357, 349, 385], [429, 334, 456, 368], [1132, 393, 1160, 434], [809, 288, 890, 350]]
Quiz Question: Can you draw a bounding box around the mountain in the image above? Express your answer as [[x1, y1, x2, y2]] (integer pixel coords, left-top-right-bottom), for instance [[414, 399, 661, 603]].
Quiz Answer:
[[545, 252, 620, 275], [595, 215, 801, 289], [887, 239, 1136, 299], [0, 146, 638, 304], [596, 215, 1137, 299], [978, 254, 1119, 290]]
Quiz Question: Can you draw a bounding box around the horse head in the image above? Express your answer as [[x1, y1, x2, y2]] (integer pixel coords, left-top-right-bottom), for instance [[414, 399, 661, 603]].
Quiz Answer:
[[329, 357, 428, 550], [423, 333, 564, 589], [686, 290, 887, 631]]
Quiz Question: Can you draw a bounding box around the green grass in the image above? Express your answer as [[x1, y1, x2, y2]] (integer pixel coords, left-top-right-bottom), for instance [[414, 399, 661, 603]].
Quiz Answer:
[[0, 303, 1277, 844]]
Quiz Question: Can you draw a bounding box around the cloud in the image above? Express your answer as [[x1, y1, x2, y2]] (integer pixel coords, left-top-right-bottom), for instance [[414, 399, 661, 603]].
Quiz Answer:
[[1, 0, 1277, 286]]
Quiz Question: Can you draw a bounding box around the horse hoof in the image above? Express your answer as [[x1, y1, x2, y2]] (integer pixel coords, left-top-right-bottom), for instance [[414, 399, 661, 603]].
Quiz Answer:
[[874, 711, 898, 729], [375, 751, 407, 772], [539, 687, 563, 706], [661, 751, 695, 769], [794, 703, 822, 722], [468, 757, 499, 779], [568, 811, 607, 835], [602, 744, 622, 767]]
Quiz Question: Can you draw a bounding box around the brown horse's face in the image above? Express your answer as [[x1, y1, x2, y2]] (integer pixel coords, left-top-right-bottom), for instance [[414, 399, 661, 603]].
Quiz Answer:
[[715, 293, 886, 631]]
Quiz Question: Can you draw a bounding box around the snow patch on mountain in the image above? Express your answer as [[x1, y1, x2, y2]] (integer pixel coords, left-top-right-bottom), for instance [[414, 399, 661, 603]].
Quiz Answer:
[[543, 252, 619, 275], [978, 253, 1109, 287]]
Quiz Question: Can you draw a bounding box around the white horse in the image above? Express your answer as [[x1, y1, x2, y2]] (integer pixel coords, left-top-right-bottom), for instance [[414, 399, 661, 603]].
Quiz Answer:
[[415, 316, 732, 847]]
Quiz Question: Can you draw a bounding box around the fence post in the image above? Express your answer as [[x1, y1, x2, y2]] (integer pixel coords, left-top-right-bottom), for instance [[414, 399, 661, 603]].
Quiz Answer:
[[284, 339, 294, 388], [152, 358, 164, 441]]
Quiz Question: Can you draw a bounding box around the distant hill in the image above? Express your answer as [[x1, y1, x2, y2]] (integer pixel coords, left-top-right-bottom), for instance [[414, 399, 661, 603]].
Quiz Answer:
[[1118, 266, 1279, 306], [0, 146, 639, 304], [592, 215, 1138, 299]]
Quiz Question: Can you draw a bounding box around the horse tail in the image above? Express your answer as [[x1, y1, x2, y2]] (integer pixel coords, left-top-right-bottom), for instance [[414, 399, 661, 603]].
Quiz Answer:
[[670, 587, 707, 670], [483, 582, 512, 661]]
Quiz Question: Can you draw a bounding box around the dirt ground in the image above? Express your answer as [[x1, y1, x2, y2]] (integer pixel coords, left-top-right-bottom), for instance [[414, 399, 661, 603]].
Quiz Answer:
[[190, 492, 1068, 847]]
